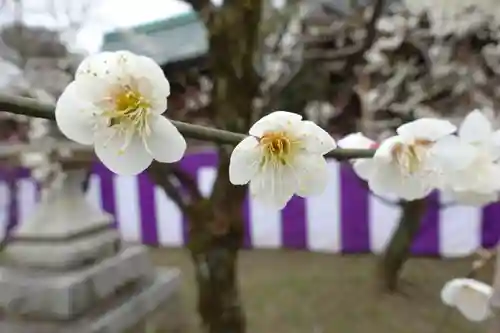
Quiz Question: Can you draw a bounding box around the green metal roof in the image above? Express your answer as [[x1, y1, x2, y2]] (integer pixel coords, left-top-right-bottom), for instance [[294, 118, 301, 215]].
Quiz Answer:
[[102, 12, 208, 65]]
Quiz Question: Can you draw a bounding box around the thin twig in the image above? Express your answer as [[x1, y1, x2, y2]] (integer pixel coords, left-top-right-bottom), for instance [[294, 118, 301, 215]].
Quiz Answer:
[[0, 94, 375, 159]]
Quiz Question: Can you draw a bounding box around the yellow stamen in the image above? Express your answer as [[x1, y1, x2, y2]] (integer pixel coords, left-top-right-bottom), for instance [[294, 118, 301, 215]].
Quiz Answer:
[[259, 131, 295, 166], [391, 139, 432, 175], [102, 85, 151, 136]]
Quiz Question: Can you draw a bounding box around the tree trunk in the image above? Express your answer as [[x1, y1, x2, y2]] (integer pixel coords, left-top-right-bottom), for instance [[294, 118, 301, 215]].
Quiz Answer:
[[185, 1, 263, 331], [378, 198, 426, 292], [186, 154, 247, 333], [187, 200, 245, 333]]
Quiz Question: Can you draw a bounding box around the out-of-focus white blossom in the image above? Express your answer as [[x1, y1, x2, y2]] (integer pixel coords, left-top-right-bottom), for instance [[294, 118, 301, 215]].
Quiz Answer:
[[229, 111, 336, 209], [404, 0, 500, 37], [338, 132, 378, 181], [436, 110, 500, 205], [344, 119, 461, 200], [441, 278, 493, 322], [304, 101, 336, 126], [55, 51, 186, 175]]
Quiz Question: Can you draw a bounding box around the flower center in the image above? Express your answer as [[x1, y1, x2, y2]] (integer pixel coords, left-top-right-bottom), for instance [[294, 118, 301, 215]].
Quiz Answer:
[[259, 131, 294, 166], [103, 85, 151, 135], [391, 139, 432, 175]]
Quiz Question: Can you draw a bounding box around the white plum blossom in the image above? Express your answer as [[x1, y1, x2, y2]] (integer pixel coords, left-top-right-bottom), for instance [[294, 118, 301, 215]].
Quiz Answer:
[[436, 110, 500, 206], [337, 132, 378, 181], [55, 51, 187, 175], [441, 278, 493, 322], [229, 111, 336, 209], [344, 118, 461, 200]]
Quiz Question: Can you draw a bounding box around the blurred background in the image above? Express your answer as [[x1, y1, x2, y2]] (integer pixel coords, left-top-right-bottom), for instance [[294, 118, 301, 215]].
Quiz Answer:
[[1, 0, 500, 332]]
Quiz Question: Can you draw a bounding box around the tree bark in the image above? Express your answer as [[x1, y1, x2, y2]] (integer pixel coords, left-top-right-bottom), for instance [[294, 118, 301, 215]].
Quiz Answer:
[[186, 149, 248, 333], [183, 1, 263, 332], [378, 198, 426, 292], [187, 198, 245, 332], [149, 157, 247, 333]]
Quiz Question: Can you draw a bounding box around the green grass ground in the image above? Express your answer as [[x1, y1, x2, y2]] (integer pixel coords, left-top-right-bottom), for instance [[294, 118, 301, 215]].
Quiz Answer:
[[150, 248, 493, 333]]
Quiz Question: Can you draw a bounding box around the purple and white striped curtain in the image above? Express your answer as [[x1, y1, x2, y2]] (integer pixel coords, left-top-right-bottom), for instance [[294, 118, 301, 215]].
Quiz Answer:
[[1, 150, 500, 257]]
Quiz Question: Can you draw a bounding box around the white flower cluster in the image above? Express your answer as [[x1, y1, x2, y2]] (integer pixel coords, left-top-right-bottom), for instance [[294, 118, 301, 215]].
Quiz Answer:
[[55, 51, 500, 212], [339, 110, 500, 206], [403, 0, 500, 37]]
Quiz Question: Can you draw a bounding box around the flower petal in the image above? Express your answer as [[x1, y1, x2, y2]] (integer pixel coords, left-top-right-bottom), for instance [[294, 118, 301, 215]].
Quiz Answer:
[[135, 55, 170, 98], [75, 50, 133, 81], [480, 163, 500, 193], [249, 164, 297, 209], [459, 109, 492, 144], [94, 129, 153, 175], [249, 111, 302, 137], [451, 190, 498, 206], [453, 280, 493, 322], [397, 118, 456, 142], [395, 176, 433, 200], [74, 51, 133, 103], [374, 135, 403, 163], [338, 132, 375, 149], [125, 55, 170, 115], [368, 163, 400, 195], [429, 135, 477, 171], [294, 154, 329, 197], [490, 130, 500, 160], [144, 116, 186, 163], [353, 159, 375, 181], [297, 121, 336, 155], [338, 133, 376, 180], [229, 136, 261, 185], [441, 279, 461, 306], [441, 278, 493, 322], [55, 81, 96, 145], [369, 163, 432, 200]]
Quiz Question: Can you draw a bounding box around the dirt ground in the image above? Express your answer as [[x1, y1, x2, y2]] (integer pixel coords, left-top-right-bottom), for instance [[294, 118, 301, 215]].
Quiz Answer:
[[149, 248, 493, 333]]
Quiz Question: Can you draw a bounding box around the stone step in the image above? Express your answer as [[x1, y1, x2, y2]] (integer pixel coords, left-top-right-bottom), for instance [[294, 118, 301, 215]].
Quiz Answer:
[[0, 246, 155, 320], [0, 268, 184, 333]]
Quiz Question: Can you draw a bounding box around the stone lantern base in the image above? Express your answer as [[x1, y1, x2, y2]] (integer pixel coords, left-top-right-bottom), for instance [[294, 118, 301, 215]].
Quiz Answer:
[[0, 153, 185, 332]]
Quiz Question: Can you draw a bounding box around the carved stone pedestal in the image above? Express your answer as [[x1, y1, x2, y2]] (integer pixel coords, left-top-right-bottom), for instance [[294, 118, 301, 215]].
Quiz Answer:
[[0, 159, 185, 332]]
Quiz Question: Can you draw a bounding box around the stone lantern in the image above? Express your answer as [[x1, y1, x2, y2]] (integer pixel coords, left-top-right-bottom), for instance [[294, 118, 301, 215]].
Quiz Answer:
[[0, 144, 184, 332]]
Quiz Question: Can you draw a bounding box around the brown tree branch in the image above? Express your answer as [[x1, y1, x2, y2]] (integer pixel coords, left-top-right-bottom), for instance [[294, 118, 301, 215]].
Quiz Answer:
[[147, 161, 189, 213], [0, 93, 375, 159], [169, 163, 203, 202], [304, 0, 385, 62], [342, 0, 385, 76]]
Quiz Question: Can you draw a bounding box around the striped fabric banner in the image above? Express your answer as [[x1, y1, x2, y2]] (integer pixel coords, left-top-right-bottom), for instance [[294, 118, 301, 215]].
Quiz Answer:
[[1, 150, 499, 257]]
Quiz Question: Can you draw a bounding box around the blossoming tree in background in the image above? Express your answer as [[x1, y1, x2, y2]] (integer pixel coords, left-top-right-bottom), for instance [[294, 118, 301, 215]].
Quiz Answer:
[[296, 0, 500, 292]]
